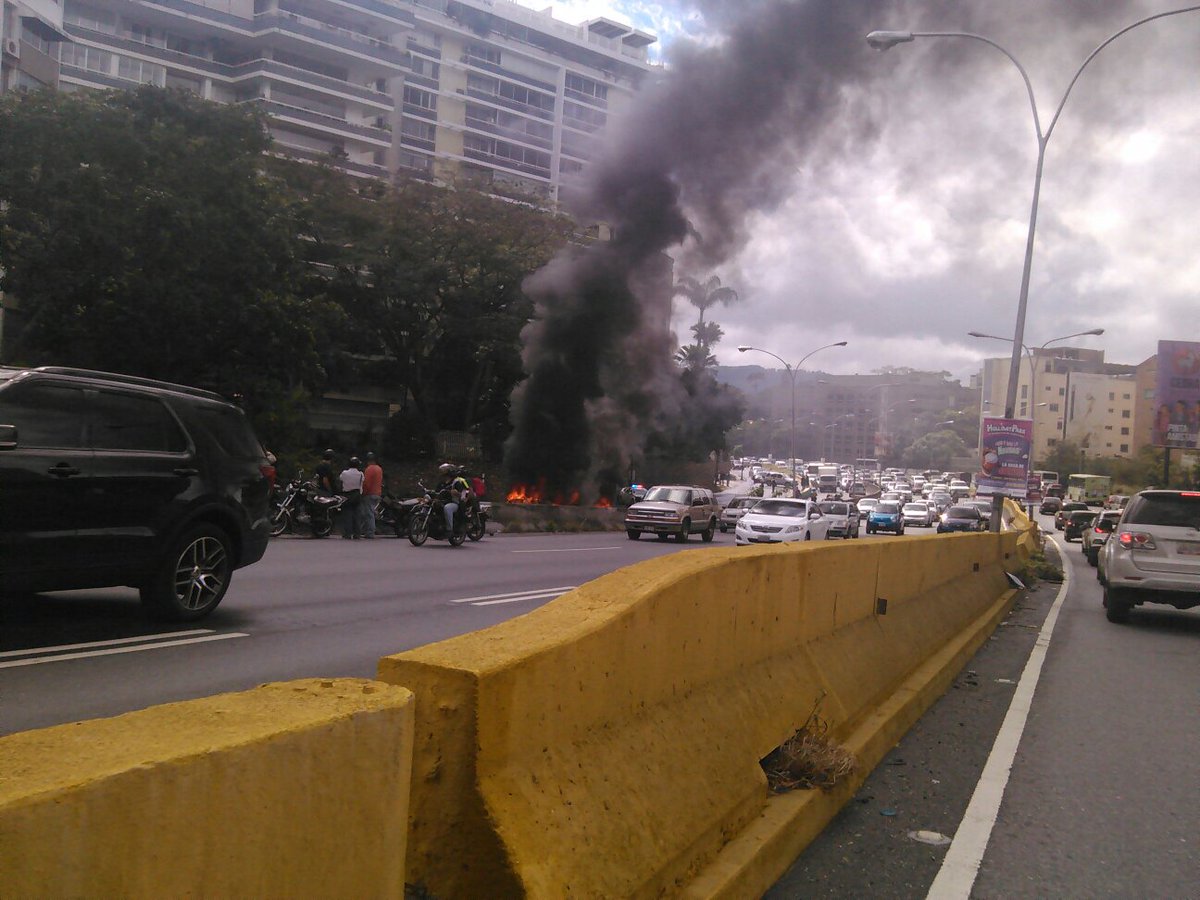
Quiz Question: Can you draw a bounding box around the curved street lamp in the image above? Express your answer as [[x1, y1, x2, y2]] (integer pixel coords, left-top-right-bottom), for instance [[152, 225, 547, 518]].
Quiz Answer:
[[868, 7, 1200, 529], [738, 341, 848, 491], [969, 327, 1104, 459]]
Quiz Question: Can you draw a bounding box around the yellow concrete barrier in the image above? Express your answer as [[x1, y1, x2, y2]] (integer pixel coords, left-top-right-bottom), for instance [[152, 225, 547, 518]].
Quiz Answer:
[[0, 678, 415, 898], [378, 532, 1023, 898]]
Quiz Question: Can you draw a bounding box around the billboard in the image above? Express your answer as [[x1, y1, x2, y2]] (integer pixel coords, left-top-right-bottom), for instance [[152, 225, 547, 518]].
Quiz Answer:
[[976, 417, 1033, 498], [1153, 340, 1200, 448]]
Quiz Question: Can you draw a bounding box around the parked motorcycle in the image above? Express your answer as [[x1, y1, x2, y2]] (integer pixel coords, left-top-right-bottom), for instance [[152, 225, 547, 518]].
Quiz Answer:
[[371, 491, 422, 538], [270, 475, 344, 538], [407, 483, 467, 547]]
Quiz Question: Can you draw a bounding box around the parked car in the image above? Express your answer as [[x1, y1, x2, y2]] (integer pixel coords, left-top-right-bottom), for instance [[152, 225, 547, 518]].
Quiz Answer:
[[719, 496, 759, 533], [1098, 490, 1200, 623], [818, 500, 859, 539], [937, 505, 985, 533], [1039, 496, 1063, 516], [0, 366, 272, 620], [1082, 510, 1122, 566], [1063, 509, 1097, 542], [901, 501, 935, 528], [735, 498, 829, 545], [866, 501, 905, 535], [625, 485, 719, 542], [1055, 501, 1090, 530]]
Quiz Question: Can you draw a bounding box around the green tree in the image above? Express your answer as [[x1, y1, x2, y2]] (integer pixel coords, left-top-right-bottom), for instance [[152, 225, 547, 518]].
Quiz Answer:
[[675, 342, 718, 371], [901, 430, 968, 471], [0, 87, 324, 444], [673, 274, 739, 329]]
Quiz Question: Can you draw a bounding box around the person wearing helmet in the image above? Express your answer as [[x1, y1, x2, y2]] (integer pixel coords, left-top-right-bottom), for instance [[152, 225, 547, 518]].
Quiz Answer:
[[314, 449, 337, 495], [435, 462, 469, 536], [339, 456, 365, 539]]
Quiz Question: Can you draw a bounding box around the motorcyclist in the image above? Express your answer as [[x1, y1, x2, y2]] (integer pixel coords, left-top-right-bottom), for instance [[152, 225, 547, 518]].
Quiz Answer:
[[435, 463, 471, 535]]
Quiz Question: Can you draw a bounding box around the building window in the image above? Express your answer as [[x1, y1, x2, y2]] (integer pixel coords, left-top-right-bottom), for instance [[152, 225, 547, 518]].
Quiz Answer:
[[1020, 385, 1028, 399], [565, 72, 607, 101], [1047, 438, 1057, 447], [64, 5, 117, 33], [1120, 444, 1129, 453], [1144, 388, 1155, 399], [1059, 387, 1065, 396], [117, 55, 167, 86], [403, 85, 437, 110], [60, 42, 114, 74], [401, 119, 437, 142], [1121, 427, 1130, 436], [1121, 409, 1131, 419], [1109, 392, 1115, 401], [1049, 403, 1059, 412], [465, 43, 500, 65], [410, 56, 439, 79], [397, 149, 431, 172]]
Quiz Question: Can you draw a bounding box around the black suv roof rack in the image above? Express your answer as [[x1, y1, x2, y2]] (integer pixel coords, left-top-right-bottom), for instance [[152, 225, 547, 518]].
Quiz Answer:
[[33, 367, 228, 403]]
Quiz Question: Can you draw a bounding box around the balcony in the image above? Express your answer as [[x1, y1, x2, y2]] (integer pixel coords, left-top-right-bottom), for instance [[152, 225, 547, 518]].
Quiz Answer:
[[251, 98, 393, 146], [254, 12, 407, 69], [230, 59, 391, 107]]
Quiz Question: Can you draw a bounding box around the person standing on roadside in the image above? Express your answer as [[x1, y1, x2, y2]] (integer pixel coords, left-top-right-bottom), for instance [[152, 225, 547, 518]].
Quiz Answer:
[[361, 452, 384, 539], [314, 449, 337, 494], [339, 456, 365, 539]]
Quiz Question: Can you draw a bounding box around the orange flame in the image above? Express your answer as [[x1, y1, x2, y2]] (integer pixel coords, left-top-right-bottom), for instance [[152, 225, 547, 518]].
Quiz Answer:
[[594, 497, 613, 508], [505, 482, 612, 507]]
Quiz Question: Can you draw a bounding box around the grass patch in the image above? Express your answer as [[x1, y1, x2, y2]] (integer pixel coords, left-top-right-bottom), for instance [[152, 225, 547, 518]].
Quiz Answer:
[[761, 698, 857, 793], [1016, 547, 1064, 585]]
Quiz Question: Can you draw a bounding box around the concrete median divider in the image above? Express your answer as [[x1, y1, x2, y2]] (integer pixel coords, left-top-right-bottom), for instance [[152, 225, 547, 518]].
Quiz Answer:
[[379, 530, 1029, 898], [0, 678, 415, 898]]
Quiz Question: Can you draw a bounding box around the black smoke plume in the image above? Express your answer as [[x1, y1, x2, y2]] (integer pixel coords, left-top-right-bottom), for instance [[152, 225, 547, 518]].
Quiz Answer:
[[503, 1, 919, 496]]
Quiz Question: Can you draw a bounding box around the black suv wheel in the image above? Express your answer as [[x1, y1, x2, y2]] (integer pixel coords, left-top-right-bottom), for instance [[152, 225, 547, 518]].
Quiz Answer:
[[141, 524, 233, 620]]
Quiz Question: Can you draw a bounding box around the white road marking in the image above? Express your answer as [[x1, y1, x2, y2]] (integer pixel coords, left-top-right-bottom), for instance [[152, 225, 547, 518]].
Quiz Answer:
[[0, 629, 216, 659], [926, 535, 1072, 899], [450, 586, 576, 606], [0, 632, 248, 669], [510, 547, 622, 553]]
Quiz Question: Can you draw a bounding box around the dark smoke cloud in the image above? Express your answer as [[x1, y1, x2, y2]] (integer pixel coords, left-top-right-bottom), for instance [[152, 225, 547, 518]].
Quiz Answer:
[[505, 0, 903, 494]]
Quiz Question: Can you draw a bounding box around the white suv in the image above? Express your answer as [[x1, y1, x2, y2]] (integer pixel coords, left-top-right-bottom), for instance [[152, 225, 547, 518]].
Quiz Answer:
[[1099, 490, 1200, 623]]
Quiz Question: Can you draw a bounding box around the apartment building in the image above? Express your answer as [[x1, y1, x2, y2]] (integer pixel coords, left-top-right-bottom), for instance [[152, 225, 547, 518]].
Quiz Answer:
[[977, 348, 1139, 461], [6, 0, 657, 192]]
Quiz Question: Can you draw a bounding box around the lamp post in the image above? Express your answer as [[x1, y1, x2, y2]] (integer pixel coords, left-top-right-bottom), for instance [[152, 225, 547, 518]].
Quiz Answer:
[[869, 8, 1199, 530], [738, 341, 848, 493], [968, 328, 1104, 461]]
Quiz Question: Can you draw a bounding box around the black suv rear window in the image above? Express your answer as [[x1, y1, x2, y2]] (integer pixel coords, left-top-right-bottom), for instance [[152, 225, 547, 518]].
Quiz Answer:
[[91, 391, 188, 452], [190, 405, 264, 459], [1124, 493, 1200, 528]]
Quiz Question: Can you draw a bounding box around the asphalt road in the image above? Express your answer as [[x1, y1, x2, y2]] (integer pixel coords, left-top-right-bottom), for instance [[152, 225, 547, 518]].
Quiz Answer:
[[768, 513, 1200, 899]]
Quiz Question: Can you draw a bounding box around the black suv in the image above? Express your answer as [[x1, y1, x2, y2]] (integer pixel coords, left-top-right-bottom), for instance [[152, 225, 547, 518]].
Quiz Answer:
[[0, 367, 271, 620]]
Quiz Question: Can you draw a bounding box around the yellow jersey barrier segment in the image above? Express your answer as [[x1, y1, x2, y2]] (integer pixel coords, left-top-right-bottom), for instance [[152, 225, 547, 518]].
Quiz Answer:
[[0, 678, 415, 898], [380, 530, 1030, 898]]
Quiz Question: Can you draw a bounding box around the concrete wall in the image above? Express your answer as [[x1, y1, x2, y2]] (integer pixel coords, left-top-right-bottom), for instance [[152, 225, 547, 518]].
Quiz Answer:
[[0, 678, 415, 898], [379, 530, 1027, 898]]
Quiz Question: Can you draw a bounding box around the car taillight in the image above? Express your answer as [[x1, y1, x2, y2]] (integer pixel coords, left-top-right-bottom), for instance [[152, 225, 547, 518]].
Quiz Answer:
[[1093, 526, 1105, 534], [1118, 531, 1156, 550]]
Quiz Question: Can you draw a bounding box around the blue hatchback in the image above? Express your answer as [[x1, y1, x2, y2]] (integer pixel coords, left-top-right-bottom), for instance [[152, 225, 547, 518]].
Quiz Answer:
[[866, 501, 905, 535]]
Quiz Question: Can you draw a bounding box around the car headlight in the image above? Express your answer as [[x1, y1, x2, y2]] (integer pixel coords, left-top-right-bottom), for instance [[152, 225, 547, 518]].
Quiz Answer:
[[784, 525, 801, 533]]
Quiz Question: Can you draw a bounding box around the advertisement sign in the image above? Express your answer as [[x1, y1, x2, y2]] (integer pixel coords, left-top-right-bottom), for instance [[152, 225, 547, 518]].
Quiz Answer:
[[976, 417, 1033, 498], [1153, 340, 1200, 448]]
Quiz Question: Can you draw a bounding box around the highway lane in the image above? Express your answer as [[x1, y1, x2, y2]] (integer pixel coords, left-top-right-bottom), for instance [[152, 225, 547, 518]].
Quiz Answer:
[[769, 512, 1200, 899], [5, 510, 911, 735]]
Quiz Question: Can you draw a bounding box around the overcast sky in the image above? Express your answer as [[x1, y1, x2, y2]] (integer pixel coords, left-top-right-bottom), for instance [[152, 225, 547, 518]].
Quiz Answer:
[[517, 0, 1198, 385]]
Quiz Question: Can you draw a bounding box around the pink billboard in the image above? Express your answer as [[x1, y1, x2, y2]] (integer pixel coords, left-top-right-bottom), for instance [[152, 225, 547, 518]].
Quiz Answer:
[[1153, 340, 1200, 448], [976, 417, 1033, 498]]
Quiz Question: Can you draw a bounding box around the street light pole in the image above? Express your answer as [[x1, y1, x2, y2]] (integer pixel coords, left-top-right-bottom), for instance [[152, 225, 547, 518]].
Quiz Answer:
[[869, 7, 1200, 531], [738, 341, 848, 492]]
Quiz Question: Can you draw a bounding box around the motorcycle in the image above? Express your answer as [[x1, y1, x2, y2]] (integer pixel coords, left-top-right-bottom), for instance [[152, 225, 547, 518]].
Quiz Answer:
[[464, 499, 490, 542], [407, 483, 467, 547], [269, 475, 344, 538], [371, 491, 422, 538]]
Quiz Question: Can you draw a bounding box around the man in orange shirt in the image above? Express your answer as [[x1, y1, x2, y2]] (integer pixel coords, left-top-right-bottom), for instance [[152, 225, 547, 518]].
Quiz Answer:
[[361, 452, 384, 539]]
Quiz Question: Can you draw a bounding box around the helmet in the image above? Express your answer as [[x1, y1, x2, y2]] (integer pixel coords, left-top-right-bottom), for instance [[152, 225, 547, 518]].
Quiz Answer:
[[349, 457, 362, 468], [438, 462, 456, 475], [323, 449, 335, 460], [365, 452, 376, 460]]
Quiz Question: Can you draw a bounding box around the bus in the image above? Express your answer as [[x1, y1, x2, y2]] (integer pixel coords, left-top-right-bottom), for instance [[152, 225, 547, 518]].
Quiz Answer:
[[1066, 473, 1112, 505], [855, 458, 881, 480], [1032, 470, 1060, 488]]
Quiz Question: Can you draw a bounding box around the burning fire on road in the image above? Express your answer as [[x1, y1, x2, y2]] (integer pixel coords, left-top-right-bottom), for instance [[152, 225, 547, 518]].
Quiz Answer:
[[506, 481, 613, 508]]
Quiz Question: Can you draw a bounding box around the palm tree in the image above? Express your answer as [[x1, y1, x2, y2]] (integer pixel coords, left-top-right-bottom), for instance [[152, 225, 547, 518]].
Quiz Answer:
[[691, 320, 724, 350], [674, 275, 739, 328], [675, 343, 718, 372]]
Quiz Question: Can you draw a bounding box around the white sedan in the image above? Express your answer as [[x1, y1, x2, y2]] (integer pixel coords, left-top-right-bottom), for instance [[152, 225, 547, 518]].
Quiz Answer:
[[735, 498, 829, 545]]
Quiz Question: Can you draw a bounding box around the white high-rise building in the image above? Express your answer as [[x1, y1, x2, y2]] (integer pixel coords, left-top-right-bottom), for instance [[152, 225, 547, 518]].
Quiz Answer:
[[15, 0, 657, 191]]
